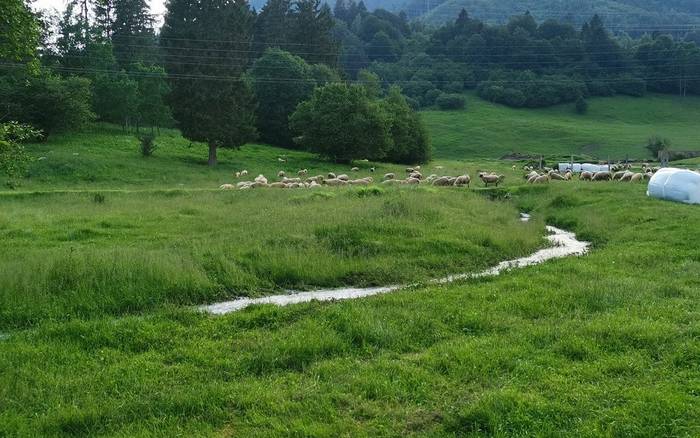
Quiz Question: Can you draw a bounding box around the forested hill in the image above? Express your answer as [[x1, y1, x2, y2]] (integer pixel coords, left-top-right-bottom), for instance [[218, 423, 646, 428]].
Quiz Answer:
[[404, 0, 700, 31]]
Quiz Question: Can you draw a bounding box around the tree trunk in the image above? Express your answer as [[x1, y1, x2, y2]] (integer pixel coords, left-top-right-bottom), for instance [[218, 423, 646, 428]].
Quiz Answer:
[[208, 143, 217, 166]]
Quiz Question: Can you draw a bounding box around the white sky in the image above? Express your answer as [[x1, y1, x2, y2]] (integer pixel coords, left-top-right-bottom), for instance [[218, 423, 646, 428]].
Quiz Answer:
[[32, 0, 167, 27]]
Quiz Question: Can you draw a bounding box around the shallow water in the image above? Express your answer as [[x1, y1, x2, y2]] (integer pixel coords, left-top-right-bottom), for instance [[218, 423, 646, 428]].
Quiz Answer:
[[202, 225, 590, 315]]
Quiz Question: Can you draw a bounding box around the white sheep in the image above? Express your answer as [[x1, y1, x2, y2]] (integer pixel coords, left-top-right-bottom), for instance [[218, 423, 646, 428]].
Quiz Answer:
[[298, 169, 308, 176], [351, 167, 359, 172], [277, 170, 285, 178], [328, 172, 337, 179], [240, 170, 248, 177], [324, 178, 348, 186], [337, 174, 350, 181], [383, 173, 395, 180], [254, 174, 268, 185], [219, 184, 235, 190], [454, 175, 471, 187]]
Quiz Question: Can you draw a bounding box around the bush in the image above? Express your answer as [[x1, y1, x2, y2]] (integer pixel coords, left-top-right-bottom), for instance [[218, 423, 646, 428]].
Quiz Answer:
[[0, 122, 40, 186], [436, 93, 466, 110], [138, 134, 158, 157], [613, 76, 646, 97], [477, 71, 586, 108], [0, 71, 94, 134], [575, 96, 588, 114], [646, 136, 671, 158], [423, 88, 442, 106], [382, 86, 431, 164]]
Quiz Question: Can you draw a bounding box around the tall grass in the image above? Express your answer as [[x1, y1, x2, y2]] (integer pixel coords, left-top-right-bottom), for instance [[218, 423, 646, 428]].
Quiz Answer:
[[0, 187, 543, 328]]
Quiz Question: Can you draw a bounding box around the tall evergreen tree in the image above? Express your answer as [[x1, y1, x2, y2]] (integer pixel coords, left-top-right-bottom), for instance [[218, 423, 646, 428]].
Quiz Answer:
[[93, 0, 116, 40], [253, 0, 292, 55], [161, 0, 257, 166], [289, 0, 339, 66], [112, 0, 156, 68]]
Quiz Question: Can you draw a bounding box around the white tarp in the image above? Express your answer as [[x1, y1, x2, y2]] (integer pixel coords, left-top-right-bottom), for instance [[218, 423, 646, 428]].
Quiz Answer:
[[558, 163, 609, 173], [647, 168, 700, 205]]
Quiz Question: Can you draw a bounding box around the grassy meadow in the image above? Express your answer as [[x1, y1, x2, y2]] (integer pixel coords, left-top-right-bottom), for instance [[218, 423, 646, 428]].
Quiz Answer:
[[424, 92, 700, 161], [1, 93, 699, 435]]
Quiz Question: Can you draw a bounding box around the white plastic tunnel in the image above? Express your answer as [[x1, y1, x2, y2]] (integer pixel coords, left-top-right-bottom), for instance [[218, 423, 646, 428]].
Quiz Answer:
[[647, 168, 700, 205]]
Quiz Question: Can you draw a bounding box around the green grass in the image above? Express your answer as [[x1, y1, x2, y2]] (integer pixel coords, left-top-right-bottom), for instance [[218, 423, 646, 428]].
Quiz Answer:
[[1, 95, 700, 435], [0, 187, 543, 329], [424, 92, 700, 161], [1, 183, 698, 436]]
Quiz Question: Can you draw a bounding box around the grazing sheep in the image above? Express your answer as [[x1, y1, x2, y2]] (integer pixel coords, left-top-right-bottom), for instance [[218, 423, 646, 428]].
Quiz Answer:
[[435, 165, 444, 170], [426, 174, 438, 183], [298, 169, 308, 177], [306, 175, 324, 183], [382, 179, 403, 185], [328, 172, 336, 179], [277, 171, 285, 178], [309, 181, 321, 188], [564, 171, 572, 180], [549, 172, 566, 181], [580, 171, 593, 181], [278, 157, 286, 163], [454, 174, 471, 187], [324, 178, 348, 186], [254, 174, 268, 184], [432, 176, 453, 186], [269, 182, 286, 188], [630, 173, 644, 182], [251, 181, 268, 188], [414, 165, 421, 171], [234, 172, 241, 178], [534, 174, 550, 184], [619, 171, 634, 182], [409, 172, 423, 180], [219, 184, 235, 190], [525, 171, 539, 180], [351, 167, 359, 172], [349, 177, 372, 186], [383, 173, 395, 180], [527, 174, 539, 184], [479, 173, 505, 187], [337, 174, 350, 181], [370, 167, 375, 172], [592, 171, 612, 181], [612, 171, 627, 180], [282, 177, 301, 183], [405, 177, 421, 184], [240, 170, 248, 177], [512, 165, 517, 170], [405, 167, 414, 173]]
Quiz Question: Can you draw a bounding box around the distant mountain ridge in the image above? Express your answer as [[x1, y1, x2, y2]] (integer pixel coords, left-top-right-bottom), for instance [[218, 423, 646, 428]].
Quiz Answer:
[[402, 0, 700, 31]]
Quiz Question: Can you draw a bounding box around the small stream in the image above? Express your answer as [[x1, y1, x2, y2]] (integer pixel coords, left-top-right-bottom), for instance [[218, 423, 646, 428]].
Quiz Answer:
[[201, 225, 590, 315]]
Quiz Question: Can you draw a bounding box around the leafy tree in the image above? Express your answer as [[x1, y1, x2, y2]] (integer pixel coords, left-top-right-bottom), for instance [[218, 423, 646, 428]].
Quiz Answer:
[[0, 122, 42, 188], [0, 0, 40, 62], [646, 136, 671, 158], [309, 63, 341, 86], [248, 48, 314, 147], [132, 64, 173, 131], [253, 0, 291, 55], [290, 83, 391, 163], [382, 86, 431, 164], [92, 71, 139, 128], [93, 0, 116, 40], [357, 69, 381, 97], [366, 31, 399, 62], [0, 71, 94, 134], [436, 93, 466, 110], [161, 0, 258, 166]]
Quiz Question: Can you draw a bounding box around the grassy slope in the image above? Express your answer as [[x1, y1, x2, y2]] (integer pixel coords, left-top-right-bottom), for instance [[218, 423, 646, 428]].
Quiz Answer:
[[424, 92, 700, 161], [0, 188, 543, 329], [1, 95, 700, 435], [1, 183, 699, 436]]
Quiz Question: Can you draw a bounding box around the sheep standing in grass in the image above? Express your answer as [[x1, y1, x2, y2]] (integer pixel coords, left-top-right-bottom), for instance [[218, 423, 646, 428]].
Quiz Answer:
[[630, 173, 644, 182], [349, 177, 372, 185], [269, 182, 286, 188], [454, 175, 471, 187], [351, 167, 359, 172], [534, 174, 550, 184], [277, 171, 285, 178], [324, 178, 348, 186], [370, 167, 375, 172], [255, 174, 268, 184], [240, 170, 248, 177], [234, 172, 241, 178], [298, 169, 308, 177], [580, 171, 593, 181], [592, 171, 612, 181], [219, 184, 235, 190], [549, 172, 566, 181], [479, 172, 505, 187], [382, 179, 403, 185], [383, 173, 395, 180], [405, 167, 414, 173], [525, 171, 539, 180], [527, 173, 539, 184], [619, 171, 634, 182], [337, 174, 350, 181], [406, 177, 421, 184], [328, 172, 336, 179], [409, 172, 423, 180], [613, 171, 626, 180], [564, 171, 572, 180]]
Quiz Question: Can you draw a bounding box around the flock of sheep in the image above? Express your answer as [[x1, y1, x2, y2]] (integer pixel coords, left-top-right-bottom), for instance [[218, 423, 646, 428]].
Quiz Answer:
[[219, 165, 509, 190], [521, 163, 661, 184]]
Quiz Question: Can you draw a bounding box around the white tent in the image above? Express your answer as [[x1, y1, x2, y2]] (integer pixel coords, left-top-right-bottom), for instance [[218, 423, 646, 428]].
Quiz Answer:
[[647, 168, 700, 205]]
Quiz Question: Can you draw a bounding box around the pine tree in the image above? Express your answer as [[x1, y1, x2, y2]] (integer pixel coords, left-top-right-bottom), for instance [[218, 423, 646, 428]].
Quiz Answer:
[[289, 0, 338, 66], [253, 0, 292, 55], [93, 0, 116, 40], [113, 0, 156, 68], [161, 0, 257, 166]]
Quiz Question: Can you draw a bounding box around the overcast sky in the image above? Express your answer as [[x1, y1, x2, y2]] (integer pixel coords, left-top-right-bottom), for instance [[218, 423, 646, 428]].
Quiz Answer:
[[33, 0, 167, 27]]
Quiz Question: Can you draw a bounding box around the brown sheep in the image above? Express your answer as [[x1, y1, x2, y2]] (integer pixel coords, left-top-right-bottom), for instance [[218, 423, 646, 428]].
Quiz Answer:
[[580, 171, 593, 181], [630, 173, 644, 183], [549, 172, 566, 181], [534, 174, 550, 184]]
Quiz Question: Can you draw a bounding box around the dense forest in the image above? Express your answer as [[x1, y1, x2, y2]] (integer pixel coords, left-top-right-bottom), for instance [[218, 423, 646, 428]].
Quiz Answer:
[[2, 0, 700, 175]]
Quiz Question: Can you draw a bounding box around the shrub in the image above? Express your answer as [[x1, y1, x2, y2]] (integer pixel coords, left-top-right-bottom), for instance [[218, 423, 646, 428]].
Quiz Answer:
[[138, 134, 158, 157], [613, 76, 646, 97], [0, 122, 40, 186], [436, 93, 466, 110], [575, 96, 588, 114], [646, 136, 671, 158], [423, 88, 442, 107]]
